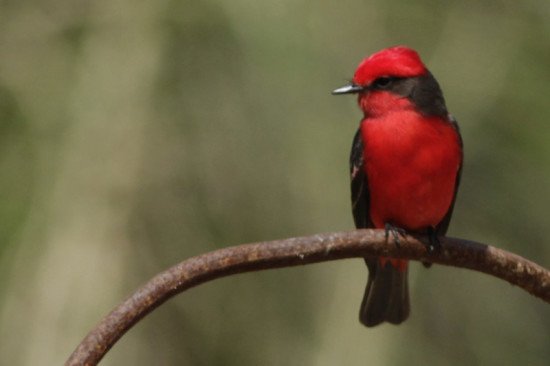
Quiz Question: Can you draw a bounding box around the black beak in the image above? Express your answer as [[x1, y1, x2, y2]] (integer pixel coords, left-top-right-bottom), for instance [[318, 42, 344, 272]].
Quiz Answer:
[[331, 82, 365, 95]]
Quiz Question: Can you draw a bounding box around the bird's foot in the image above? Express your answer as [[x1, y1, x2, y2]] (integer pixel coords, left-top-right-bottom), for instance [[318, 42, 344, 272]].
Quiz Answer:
[[422, 227, 442, 268], [384, 222, 408, 247], [426, 227, 442, 253]]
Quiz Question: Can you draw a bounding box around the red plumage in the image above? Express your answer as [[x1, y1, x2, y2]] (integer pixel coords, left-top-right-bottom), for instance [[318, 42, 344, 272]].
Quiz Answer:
[[353, 47, 427, 85], [333, 46, 463, 327], [363, 111, 461, 230]]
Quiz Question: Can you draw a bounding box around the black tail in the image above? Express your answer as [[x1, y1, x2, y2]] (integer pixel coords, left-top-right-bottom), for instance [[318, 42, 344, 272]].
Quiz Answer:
[[359, 258, 410, 327]]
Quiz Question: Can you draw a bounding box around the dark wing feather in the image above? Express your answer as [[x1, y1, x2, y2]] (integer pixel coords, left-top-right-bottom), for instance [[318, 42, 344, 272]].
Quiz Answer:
[[435, 114, 463, 236], [350, 128, 372, 229]]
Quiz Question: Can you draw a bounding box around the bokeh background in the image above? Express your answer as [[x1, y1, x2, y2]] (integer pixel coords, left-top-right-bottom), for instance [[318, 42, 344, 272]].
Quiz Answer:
[[1, 0, 550, 365]]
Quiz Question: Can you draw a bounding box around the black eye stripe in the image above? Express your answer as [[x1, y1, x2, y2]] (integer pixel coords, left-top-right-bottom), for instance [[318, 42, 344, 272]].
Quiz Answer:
[[373, 77, 393, 89]]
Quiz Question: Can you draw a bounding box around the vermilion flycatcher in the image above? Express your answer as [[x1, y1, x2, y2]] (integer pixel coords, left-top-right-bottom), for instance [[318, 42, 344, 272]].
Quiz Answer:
[[332, 46, 463, 327]]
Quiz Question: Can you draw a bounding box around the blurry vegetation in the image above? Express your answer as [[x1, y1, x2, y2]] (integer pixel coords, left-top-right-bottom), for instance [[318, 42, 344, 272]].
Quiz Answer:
[[1, 0, 550, 365]]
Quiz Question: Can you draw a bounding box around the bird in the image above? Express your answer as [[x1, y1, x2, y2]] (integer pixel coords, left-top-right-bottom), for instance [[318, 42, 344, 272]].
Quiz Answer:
[[332, 46, 463, 327]]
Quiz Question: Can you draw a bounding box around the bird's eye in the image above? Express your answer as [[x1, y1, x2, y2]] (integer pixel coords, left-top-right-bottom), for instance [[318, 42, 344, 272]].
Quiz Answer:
[[374, 77, 392, 89]]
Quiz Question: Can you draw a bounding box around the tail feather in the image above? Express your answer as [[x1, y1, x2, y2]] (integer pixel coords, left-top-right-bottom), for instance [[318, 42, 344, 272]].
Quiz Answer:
[[359, 258, 410, 327]]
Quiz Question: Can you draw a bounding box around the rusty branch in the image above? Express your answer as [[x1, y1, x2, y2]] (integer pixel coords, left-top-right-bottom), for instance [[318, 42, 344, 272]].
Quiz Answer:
[[65, 229, 550, 365]]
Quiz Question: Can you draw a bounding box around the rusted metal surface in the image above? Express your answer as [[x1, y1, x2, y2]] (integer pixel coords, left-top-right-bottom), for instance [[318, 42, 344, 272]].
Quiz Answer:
[[65, 229, 550, 365]]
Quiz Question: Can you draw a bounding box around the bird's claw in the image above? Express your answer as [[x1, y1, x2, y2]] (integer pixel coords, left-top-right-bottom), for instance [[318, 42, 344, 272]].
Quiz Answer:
[[426, 227, 442, 253], [422, 227, 442, 268], [384, 223, 407, 247]]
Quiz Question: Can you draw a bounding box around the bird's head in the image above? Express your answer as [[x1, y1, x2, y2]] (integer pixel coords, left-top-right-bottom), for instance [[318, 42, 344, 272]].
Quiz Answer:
[[333, 47, 445, 117]]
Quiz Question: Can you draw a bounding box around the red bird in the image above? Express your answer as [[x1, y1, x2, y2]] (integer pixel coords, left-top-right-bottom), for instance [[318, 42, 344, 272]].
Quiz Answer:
[[332, 46, 463, 327]]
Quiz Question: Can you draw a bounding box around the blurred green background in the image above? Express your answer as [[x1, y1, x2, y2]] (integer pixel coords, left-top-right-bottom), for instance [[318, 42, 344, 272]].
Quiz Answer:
[[1, 0, 550, 365]]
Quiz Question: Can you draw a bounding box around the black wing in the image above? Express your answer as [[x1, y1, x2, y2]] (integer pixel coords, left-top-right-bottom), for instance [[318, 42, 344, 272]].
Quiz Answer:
[[435, 114, 463, 236], [350, 128, 372, 229]]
